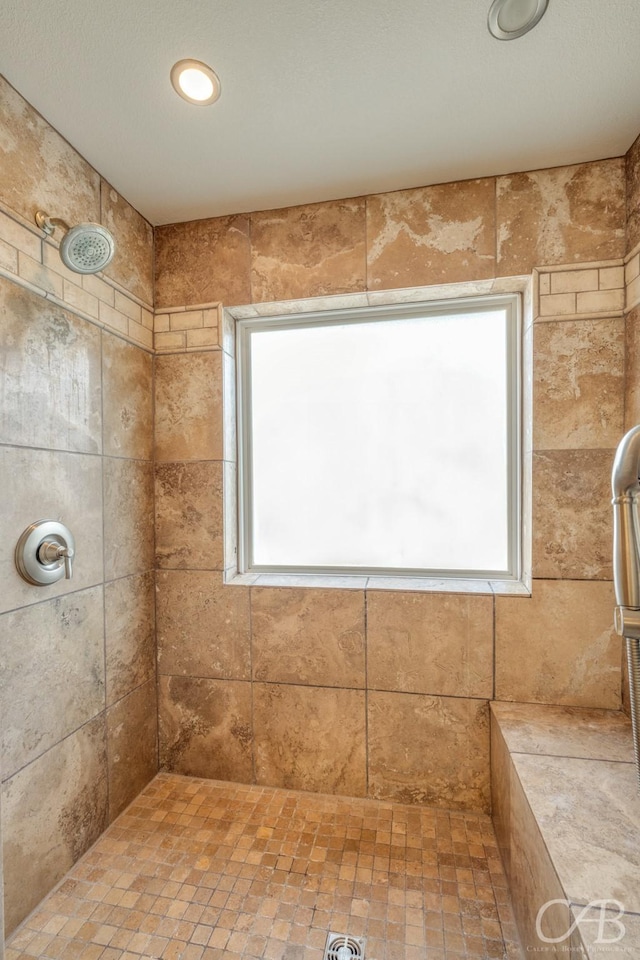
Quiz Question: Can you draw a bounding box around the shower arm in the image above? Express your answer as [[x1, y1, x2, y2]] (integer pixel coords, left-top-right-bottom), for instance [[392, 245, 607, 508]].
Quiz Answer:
[[35, 211, 71, 237], [612, 425, 640, 636]]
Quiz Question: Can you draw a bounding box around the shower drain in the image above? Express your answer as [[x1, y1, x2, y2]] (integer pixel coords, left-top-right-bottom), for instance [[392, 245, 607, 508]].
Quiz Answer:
[[323, 932, 366, 960]]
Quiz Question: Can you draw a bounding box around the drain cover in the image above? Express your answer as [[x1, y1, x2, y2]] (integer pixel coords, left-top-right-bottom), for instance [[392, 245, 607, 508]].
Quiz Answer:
[[324, 932, 366, 960]]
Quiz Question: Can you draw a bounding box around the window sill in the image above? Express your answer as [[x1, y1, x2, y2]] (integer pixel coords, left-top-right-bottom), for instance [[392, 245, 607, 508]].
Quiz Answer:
[[224, 571, 531, 596]]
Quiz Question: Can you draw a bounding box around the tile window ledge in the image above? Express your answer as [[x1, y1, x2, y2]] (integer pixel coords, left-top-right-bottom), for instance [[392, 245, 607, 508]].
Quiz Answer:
[[224, 570, 531, 596]]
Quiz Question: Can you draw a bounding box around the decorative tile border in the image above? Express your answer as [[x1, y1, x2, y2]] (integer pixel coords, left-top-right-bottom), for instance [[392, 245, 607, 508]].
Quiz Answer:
[[534, 260, 625, 322], [4, 186, 633, 353], [0, 204, 153, 350], [154, 303, 222, 352], [626, 238, 640, 313]]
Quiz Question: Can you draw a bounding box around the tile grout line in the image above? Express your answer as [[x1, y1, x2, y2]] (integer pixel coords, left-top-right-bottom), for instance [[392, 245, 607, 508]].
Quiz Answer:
[[151, 348, 161, 778], [364, 590, 369, 799], [249, 585, 257, 786]]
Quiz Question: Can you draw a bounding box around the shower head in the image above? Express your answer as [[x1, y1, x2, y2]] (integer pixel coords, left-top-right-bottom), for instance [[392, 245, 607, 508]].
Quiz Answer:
[[35, 211, 115, 275]]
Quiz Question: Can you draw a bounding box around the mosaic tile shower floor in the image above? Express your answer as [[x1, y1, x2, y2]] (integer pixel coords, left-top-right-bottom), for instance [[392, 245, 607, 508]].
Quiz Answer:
[[7, 774, 523, 960]]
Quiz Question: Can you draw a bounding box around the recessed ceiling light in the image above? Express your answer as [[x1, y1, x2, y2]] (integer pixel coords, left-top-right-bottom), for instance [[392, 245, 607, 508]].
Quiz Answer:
[[170, 59, 221, 105], [488, 0, 549, 40]]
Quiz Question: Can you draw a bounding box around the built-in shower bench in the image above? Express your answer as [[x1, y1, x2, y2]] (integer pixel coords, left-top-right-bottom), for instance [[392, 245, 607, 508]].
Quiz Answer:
[[490, 701, 640, 959]]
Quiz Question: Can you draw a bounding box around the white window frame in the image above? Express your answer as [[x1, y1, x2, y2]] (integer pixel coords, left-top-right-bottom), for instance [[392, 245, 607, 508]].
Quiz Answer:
[[235, 292, 522, 583]]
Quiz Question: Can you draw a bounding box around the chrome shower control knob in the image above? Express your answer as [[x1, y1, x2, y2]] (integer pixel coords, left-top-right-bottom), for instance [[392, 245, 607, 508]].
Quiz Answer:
[[15, 520, 76, 586], [37, 540, 74, 579]]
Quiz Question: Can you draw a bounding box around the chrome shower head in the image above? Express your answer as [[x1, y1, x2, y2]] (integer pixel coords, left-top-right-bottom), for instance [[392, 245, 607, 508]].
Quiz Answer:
[[35, 211, 115, 275]]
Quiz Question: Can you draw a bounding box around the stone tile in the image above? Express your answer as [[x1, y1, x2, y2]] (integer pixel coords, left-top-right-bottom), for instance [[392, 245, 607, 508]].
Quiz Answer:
[[491, 701, 634, 763], [100, 180, 153, 304], [599, 265, 625, 290], [491, 701, 633, 763], [156, 570, 250, 680], [367, 178, 496, 290], [155, 351, 222, 461], [532, 450, 613, 580], [550, 269, 599, 294], [223, 349, 237, 462], [627, 132, 640, 255], [576, 288, 624, 314], [490, 710, 511, 876], [2, 715, 107, 935], [513, 753, 640, 913], [103, 458, 154, 580], [0, 208, 41, 259], [508, 757, 569, 957], [251, 588, 365, 687], [366, 576, 493, 593], [107, 680, 158, 821], [533, 319, 624, 450], [367, 691, 490, 812], [0, 76, 100, 228], [223, 460, 237, 572], [253, 683, 366, 796], [154, 215, 251, 308], [496, 159, 626, 274], [102, 329, 153, 460], [572, 904, 640, 960], [158, 676, 252, 781], [366, 591, 493, 698], [104, 572, 155, 705], [3, 771, 516, 960], [0, 586, 105, 779], [539, 292, 576, 317], [155, 461, 223, 569], [0, 278, 102, 453], [495, 580, 621, 708], [625, 306, 640, 430], [154, 330, 185, 352], [250, 199, 366, 302], [254, 574, 369, 589], [0, 446, 103, 614], [83, 272, 114, 305], [62, 277, 99, 318], [628, 273, 640, 314], [367, 278, 499, 306]]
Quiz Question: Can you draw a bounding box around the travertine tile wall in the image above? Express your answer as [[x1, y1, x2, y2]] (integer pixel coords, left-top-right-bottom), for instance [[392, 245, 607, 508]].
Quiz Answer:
[[153, 155, 632, 819], [2, 63, 640, 938], [0, 76, 157, 935]]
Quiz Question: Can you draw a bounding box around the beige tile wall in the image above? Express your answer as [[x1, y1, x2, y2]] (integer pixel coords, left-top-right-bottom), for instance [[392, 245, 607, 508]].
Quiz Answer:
[[0, 77, 157, 936], [3, 65, 640, 937], [153, 154, 634, 818]]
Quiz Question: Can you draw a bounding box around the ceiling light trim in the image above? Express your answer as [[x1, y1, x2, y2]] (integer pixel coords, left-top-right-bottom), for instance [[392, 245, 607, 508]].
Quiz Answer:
[[170, 58, 221, 105], [488, 0, 549, 40]]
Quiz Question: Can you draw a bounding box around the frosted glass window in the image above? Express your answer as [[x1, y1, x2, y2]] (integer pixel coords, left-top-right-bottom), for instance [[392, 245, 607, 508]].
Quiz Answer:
[[238, 296, 519, 577]]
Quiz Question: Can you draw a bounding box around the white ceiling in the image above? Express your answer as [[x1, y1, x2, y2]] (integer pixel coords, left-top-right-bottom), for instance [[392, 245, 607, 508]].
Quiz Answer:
[[1, 0, 640, 226]]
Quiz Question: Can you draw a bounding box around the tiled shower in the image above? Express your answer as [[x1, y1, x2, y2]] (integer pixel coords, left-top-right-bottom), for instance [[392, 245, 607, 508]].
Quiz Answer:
[[1, 71, 639, 956]]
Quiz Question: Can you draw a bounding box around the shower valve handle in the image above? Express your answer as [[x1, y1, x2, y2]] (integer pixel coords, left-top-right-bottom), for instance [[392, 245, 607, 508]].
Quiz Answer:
[[38, 540, 74, 579]]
